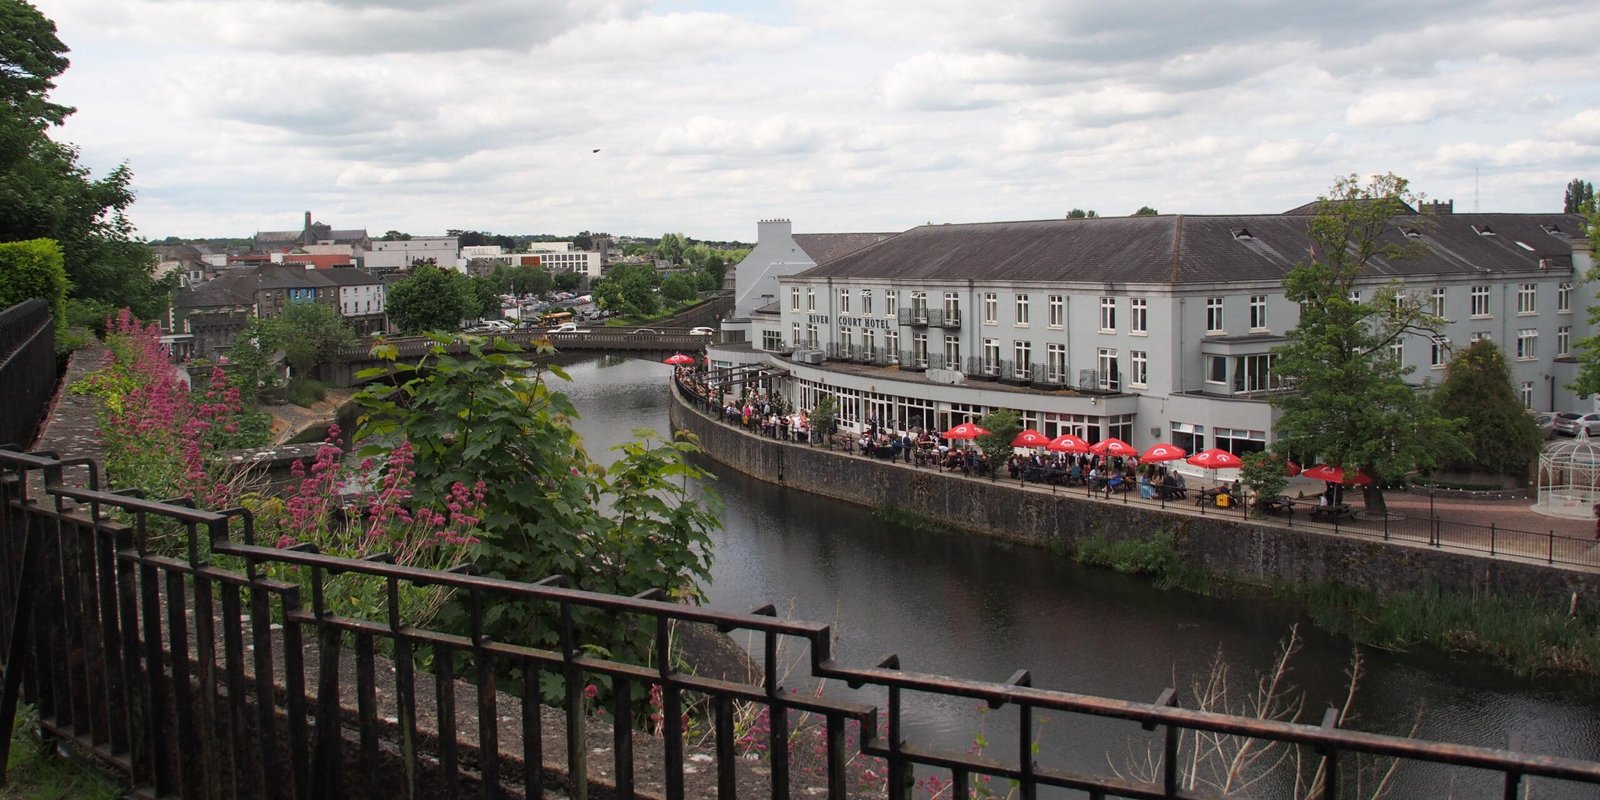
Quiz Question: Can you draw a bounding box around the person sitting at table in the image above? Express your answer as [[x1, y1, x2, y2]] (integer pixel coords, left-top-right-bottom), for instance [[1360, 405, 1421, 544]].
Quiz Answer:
[[1138, 472, 1155, 499], [1105, 471, 1124, 495]]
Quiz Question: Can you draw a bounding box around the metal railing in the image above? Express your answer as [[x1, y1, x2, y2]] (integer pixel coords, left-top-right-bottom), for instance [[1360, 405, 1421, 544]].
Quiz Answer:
[[0, 299, 55, 450], [9, 434, 1600, 799]]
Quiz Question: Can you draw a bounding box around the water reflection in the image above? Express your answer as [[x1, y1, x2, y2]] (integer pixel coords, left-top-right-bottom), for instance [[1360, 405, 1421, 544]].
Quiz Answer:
[[558, 355, 1600, 798]]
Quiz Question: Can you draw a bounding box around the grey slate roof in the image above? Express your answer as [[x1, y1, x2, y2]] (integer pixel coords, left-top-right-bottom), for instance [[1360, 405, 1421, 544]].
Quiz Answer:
[[317, 267, 384, 287], [792, 233, 898, 266], [255, 264, 337, 290], [795, 213, 1585, 286], [175, 272, 255, 309]]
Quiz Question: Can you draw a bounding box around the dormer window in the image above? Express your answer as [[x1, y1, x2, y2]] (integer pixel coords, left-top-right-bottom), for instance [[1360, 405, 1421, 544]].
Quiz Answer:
[[1472, 225, 1495, 236], [1541, 224, 1563, 235], [1400, 227, 1422, 238], [1231, 228, 1253, 240]]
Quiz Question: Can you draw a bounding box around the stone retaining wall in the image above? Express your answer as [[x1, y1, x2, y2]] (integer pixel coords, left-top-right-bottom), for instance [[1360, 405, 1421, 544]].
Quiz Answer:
[[670, 387, 1600, 608]]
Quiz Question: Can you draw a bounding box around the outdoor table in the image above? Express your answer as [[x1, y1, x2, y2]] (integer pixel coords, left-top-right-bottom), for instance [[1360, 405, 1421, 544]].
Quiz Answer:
[[1309, 503, 1354, 522], [1259, 495, 1296, 517], [1196, 487, 1223, 506]]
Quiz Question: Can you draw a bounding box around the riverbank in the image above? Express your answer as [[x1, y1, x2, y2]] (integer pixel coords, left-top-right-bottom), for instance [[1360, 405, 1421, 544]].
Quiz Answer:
[[265, 388, 357, 444], [669, 381, 1600, 677]]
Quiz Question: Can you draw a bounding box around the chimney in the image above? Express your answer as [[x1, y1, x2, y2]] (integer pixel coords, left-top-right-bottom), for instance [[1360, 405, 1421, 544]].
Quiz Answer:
[[304, 211, 312, 229]]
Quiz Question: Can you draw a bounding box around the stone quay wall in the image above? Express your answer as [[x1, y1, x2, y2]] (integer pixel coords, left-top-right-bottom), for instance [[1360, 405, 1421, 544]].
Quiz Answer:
[[669, 387, 1600, 609]]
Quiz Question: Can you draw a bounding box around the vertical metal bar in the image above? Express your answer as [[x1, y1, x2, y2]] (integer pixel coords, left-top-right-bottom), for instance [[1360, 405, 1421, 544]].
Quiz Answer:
[[281, 598, 310, 800], [1019, 702, 1036, 800], [521, 658, 543, 800], [1549, 530, 1555, 564], [952, 769, 970, 799], [560, 599, 587, 800], [436, 646, 459, 796], [248, 578, 282, 800], [0, 513, 41, 779], [94, 521, 128, 758], [393, 637, 418, 800], [113, 528, 147, 783], [1491, 523, 1497, 556], [311, 624, 343, 799], [886, 683, 909, 800], [1502, 771, 1522, 800], [139, 553, 173, 794], [220, 581, 250, 798], [355, 632, 379, 800], [659, 615, 682, 800], [166, 567, 204, 796], [59, 516, 90, 736], [612, 675, 634, 797], [1163, 722, 1179, 797], [764, 629, 789, 800], [75, 516, 108, 748], [476, 647, 499, 798], [190, 539, 225, 800], [715, 694, 735, 799], [826, 714, 846, 800], [1319, 708, 1341, 800]]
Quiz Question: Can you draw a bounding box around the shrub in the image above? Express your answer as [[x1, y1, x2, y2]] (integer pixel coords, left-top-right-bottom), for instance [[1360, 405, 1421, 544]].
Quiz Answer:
[[285, 377, 326, 407], [0, 239, 68, 327]]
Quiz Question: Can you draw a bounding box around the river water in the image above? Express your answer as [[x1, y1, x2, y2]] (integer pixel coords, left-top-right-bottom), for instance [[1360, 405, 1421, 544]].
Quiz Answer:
[[558, 355, 1600, 798]]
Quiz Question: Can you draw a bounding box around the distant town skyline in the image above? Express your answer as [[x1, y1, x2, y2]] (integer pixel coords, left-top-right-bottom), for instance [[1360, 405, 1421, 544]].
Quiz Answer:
[[32, 0, 1600, 242]]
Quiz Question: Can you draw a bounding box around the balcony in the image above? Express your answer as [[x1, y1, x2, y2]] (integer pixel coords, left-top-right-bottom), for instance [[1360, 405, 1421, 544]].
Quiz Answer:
[[928, 309, 962, 328], [898, 308, 929, 326], [1078, 368, 1120, 393], [1030, 363, 1070, 388]]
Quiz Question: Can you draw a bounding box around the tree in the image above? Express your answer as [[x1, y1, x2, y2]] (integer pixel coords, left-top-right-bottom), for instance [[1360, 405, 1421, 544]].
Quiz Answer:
[[1432, 340, 1540, 477], [380, 230, 412, 241], [659, 272, 697, 305], [975, 409, 1022, 480], [465, 275, 500, 318], [0, 0, 173, 325], [1269, 173, 1467, 513], [386, 263, 471, 333], [592, 263, 657, 317], [1563, 179, 1595, 214], [552, 270, 583, 292], [1066, 209, 1098, 219], [0, 238, 66, 323], [278, 301, 356, 379], [1564, 213, 1600, 395], [573, 230, 593, 251], [1132, 206, 1160, 216], [1239, 451, 1289, 516], [810, 393, 836, 444], [656, 232, 687, 265]]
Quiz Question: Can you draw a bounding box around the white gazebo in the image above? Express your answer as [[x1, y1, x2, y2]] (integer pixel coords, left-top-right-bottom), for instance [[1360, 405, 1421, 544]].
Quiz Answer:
[[1532, 430, 1600, 518]]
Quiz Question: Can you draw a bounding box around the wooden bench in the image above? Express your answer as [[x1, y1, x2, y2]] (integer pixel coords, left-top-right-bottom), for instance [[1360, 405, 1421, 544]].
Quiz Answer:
[[1309, 503, 1353, 522]]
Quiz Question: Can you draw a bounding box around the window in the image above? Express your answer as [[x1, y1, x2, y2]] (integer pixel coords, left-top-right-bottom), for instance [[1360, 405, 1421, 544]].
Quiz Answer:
[[1014, 341, 1032, 376], [943, 292, 961, 321], [762, 330, 783, 351], [791, 287, 800, 311], [983, 339, 1000, 375], [1048, 295, 1064, 328], [861, 289, 873, 315], [1205, 297, 1224, 334], [1518, 284, 1536, 314], [1470, 285, 1491, 317], [885, 290, 898, 317], [1389, 341, 1403, 363], [839, 288, 851, 314], [792, 322, 801, 348], [983, 293, 998, 324], [1249, 295, 1267, 330], [839, 326, 852, 353], [913, 333, 928, 367], [806, 323, 818, 348], [1516, 328, 1538, 360], [886, 329, 899, 363], [806, 288, 816, 312], [1099, 297, 1116, 332], [1130, 297, 1147, 334], [1130, 350, 1147, 388], [863, 329, 876, 359], [1520, 382, 1534, 408], [1559, 283, 1572, 313], [1232, 354, 1277, 393], [944, 335, 961, 370], [1046, 344, 1067, 383], [1429, 287, 1446, 318], [1097, 348, 1119, 390], [1471, 331, 1491, 344], [1205, 355, 1227, 384], [910, 291, 927, 316], [1348, 290, 1361, 303], [1559, 325, 1571, 356], [1430, 338, 1448, 367], [1015, 295, 1030, 326]]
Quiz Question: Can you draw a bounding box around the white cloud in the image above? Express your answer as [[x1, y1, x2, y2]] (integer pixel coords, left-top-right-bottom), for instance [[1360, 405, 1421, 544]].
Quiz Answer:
[[1346, 90, 1475, 127], [1550, 109, 1600, 144]]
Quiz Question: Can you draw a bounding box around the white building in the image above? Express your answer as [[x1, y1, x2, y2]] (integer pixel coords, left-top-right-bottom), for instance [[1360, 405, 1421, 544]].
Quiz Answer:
[[320, 267, 388, 334], [709, 208, 1595, 456], [458, 242, 601, 280], [722, 219, 895, 342], [363, 237, 460, 273]]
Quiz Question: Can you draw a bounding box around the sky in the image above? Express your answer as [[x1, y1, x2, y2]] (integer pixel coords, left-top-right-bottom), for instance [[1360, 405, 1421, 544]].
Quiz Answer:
[[30, 0, 1600, 243]]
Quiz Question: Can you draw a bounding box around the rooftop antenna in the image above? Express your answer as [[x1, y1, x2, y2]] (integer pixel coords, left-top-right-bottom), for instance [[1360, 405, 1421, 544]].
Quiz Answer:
[[1474, 167, 1480, 213]]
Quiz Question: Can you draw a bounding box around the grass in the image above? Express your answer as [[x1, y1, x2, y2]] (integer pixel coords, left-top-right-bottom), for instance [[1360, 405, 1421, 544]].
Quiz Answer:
[[284, 376, 326, 408], [1, 707, 120, 800]]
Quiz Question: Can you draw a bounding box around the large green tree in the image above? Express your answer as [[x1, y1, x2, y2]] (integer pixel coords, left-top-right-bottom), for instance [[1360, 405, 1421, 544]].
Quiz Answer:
[[0, 0, 173, 324], [1270, 173, 1467, 511], [1564, 179, 1595, 214], [592, 262, 658, 317], [1433, 340, 1540, 477], [386, 263, 472, 333], [1568, 211, 1600, 395]]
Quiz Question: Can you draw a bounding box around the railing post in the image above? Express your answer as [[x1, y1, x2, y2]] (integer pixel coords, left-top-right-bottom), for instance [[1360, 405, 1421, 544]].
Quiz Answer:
[[1549, 530, 1555, 564], [1490, 523, 1497, 556]]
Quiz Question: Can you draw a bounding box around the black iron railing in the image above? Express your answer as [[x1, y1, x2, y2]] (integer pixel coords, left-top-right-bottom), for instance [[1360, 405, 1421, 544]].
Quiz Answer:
[[9, 433, 1600, 799], [0, 299, 55, 450]]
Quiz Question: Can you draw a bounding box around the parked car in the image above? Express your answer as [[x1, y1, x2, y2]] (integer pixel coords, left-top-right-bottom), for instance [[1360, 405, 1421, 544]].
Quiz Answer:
[[547, 323, 587, 334], [689, 326, 717, 336], [630, 328, 662, 335], [1531, 411, 1557, 439], [1552, 412, 1600, 437]]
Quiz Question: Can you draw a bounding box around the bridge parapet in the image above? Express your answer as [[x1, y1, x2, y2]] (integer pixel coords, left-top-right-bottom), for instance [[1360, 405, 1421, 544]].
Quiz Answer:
[[326, 330, 711, 386]]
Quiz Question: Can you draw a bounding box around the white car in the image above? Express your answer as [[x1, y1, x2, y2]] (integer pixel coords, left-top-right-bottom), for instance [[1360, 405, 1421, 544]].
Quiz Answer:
[[689, 326, 717, 336], [546, 323, 586, 334]]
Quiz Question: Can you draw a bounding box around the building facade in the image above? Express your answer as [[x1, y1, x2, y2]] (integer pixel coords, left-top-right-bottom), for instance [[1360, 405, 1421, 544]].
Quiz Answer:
[[709, 209, 1594, 457], [362, 236, 461, 273]]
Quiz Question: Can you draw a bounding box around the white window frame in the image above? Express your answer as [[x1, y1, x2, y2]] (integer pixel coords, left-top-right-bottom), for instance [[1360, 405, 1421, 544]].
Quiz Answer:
[[885, 290, 898, 317], [1516, 328, 1538, 360], [1249, 295, 1267, 331], [1099, 297, 1116, 333], [1470, 285, 1491, 318], [983, 293, 998, 325], [791, 287, 800, 312], [1097, 348, 1119, 390], [1015, 294, 1030, 327], [1048, 295, 1064, 328], [839, 288, 851, 314], [1130, 297, 1147, 335], [1558, 282, 1572, 313], [1206, 297, 1225, 334], [1559, 325, 1571, 356], [1517, 284, 1537, 315], [1046, 343, 1067, 383], [861, 289, 873, 315], [806, 288, 816, 313], [886, 329, 900, 363], [1130, 350, 1148, 388], [1014, 340, 1032, 375], [1429, 287, 1446, 318]]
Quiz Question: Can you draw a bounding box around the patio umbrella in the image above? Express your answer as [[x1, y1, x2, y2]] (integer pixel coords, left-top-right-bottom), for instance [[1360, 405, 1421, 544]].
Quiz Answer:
[[1285, 459, 1301, 477], [1301, 464, 1373, 485], [943, 422, 990, 440], [662, 353, 696, 366], [1012, 429, 1051, 448], [1186, 448, 1243, 470], [1141, 443, 1187, 462], [1046, 433, 1090, 454], [1090, 438, 1136, 457]]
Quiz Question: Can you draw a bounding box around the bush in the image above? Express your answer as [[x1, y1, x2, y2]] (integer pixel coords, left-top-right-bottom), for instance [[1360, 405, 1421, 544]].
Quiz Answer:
[[0, 239, 68, 327], [285, 377, 326, 407]]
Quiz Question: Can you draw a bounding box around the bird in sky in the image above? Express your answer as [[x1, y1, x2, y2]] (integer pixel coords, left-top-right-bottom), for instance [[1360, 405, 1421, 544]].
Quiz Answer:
[[592, 148, 601, 153]]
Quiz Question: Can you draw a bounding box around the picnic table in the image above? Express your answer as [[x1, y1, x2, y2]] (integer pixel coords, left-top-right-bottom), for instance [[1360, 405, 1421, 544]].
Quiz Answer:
[[1258, 495, 1296, 517], [1309, 502, 1354, 522]]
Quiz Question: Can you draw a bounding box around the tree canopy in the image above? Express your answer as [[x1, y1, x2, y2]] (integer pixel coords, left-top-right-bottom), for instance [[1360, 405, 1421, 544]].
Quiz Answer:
[[1432, 339, 1540, 477], [1564, 179, 1596, 214], [386, 263, 475, 333], [1269, 173, 1466, 502], [1132, 206, 1159, 216]]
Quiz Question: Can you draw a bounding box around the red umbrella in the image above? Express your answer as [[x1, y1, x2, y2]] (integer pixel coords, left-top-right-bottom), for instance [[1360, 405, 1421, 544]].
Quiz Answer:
[[1012, 429, 1051, 448], [1285, 459, 1301, 477], [662, 353, 696, 366], [1090, 438, 1136, 457], [1301, 464, 1372, 485], [943, 422, 990, 440], [1141, 443, 1187, 462], [1046, 433, 1090, 454], [1187, 448, 1243, 470]]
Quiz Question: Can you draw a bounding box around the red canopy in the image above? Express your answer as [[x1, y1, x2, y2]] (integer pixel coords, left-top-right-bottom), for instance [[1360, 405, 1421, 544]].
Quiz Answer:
[[1285, 459, 1301, 477], [1011, 429, 1051, 447], [1090, 438, 1136, 457], [662, 353, 696, 366], [1046, 434, 1091, 454], [1187, 448, 1243, 470], [1301, 464, 1372, 485], [943, 422, 990, 440], [1141, 443, 1188, 462]]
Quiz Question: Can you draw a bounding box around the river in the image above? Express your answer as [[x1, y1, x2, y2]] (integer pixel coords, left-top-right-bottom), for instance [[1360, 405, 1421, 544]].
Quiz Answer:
[[558, 355, 1600, 798]]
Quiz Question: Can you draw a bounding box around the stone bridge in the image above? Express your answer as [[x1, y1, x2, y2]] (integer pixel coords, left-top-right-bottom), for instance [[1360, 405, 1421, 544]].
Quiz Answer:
[[320, 328, 714, 386]]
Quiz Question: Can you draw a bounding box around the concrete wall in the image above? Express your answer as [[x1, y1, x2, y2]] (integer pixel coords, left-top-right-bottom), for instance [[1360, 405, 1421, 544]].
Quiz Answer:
[[670, 389, 1600, 607]]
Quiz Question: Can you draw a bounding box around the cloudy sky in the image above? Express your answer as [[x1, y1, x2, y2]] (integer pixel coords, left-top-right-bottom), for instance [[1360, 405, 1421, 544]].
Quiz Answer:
[[32, 0, 1600, 242]]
